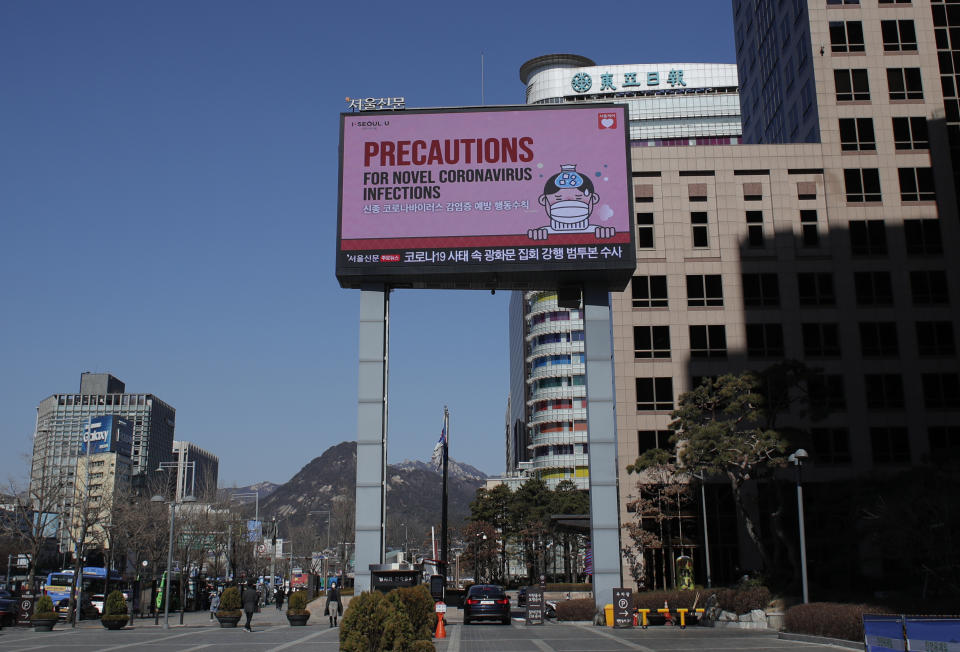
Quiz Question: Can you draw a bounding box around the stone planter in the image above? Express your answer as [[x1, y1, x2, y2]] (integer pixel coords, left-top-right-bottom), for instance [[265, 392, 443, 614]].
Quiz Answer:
[[216, 613, 241, 628], [102, 617, 129, 630], [31, 617, 57, 632], [286, 612, 310, 626]]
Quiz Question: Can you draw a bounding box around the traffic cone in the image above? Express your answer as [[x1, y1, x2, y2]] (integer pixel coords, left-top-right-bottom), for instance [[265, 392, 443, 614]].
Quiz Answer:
[[434, 615, 446, 639]]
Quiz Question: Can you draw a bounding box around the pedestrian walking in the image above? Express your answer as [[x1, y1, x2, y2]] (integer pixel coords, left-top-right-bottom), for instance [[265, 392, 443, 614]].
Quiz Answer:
[[209, 591, 220, 620], [324, 581, 342, 627], [275, 586, 285, 610], [242, 582, 258, 631]]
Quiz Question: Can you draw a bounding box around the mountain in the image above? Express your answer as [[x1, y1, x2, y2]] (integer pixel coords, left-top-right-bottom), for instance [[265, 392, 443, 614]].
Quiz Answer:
[[257, 441, 487, 553], [218, 481, 281, 500]]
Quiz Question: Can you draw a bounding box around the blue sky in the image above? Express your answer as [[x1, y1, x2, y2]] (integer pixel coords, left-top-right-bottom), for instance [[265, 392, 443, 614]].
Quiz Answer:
[[0, 1, 736, 488]]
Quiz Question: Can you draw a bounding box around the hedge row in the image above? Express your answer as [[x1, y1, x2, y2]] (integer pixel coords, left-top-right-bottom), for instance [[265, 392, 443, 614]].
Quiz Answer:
[[340, 585, 437, 651], [630, 586, 770, 614], [784, 602, 886, 641], [556, 598, 597, 621]]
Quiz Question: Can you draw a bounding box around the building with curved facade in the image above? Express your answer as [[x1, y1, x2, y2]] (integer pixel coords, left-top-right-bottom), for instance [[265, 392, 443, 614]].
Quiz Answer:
[[507, 55, 743, 489]]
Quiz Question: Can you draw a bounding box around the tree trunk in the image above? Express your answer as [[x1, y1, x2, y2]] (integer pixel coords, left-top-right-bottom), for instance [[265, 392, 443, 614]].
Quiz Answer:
[[729, 475, 772, 571]]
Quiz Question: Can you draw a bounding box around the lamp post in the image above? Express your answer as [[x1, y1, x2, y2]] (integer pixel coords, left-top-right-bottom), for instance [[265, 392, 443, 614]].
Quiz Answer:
[[158, 460, 196, 502], [788, 449, 810, 604], [474, 532, 487, 584], [151, 469, 197, 630]]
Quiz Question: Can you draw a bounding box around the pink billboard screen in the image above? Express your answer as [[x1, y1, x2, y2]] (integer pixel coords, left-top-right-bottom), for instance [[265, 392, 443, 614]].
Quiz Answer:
[[336, 104, 635, 290]]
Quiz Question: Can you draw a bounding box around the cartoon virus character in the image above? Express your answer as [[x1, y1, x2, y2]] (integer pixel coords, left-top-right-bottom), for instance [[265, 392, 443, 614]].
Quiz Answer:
[[528, 164, 616, 240]]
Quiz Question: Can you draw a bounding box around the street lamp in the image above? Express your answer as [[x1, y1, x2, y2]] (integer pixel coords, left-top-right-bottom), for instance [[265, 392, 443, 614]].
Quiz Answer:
[[157, 460, 196, 503], [474, 532, 487, 584], [788, 448, 809, 604], [151, 472, 197, 630]]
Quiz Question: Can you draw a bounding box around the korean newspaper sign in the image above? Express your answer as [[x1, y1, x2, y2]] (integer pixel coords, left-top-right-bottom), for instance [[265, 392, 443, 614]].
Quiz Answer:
[[336, 104, 635, 290]]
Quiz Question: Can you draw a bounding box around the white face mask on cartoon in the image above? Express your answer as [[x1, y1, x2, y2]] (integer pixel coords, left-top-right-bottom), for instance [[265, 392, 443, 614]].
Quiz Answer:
[[549, 200, 591, 221]]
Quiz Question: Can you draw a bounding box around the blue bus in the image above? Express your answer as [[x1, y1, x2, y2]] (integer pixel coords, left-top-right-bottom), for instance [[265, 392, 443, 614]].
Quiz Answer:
[[44, 567, 124, 613]]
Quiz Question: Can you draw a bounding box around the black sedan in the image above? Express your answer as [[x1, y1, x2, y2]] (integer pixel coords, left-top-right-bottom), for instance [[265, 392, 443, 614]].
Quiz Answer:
[[462, 584, 511, 625]]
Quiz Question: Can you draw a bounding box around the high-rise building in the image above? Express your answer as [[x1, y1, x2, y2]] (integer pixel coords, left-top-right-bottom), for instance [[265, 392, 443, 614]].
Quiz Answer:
[[31, 373, 176, 545], [172, 440, 219, 501], [508, 58, 743, 488], [71, 415, 133, 549], [601, 0, 960, 589]]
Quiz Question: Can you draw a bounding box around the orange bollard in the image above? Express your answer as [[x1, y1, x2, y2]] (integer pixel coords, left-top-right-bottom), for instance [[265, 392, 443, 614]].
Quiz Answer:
[[434, 615, 446, 639]]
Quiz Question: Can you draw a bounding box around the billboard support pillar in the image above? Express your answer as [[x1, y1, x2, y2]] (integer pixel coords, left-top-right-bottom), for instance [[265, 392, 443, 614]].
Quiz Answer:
[[354, 284, 390, 593], [583, 284, 622, 610]]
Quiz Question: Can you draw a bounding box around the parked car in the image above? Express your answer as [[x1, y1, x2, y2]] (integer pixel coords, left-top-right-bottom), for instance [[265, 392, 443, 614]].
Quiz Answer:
[[462, 584, 511, 625], [0, 589, 17, 627], [56, 594, 100, 621]]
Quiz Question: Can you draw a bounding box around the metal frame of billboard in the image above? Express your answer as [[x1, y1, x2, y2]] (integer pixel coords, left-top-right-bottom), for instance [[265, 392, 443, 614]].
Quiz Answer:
[[336, 103, 635, 291]]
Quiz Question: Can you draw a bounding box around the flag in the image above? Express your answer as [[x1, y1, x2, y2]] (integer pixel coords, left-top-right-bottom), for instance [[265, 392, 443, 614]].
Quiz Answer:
[[431, 423, 446, 471]]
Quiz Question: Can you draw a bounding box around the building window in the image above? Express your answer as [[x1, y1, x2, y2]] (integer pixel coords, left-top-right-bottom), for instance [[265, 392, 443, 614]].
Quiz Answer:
[[746, 323, 785, 358], [636, 377, 674, 411], [691, 212, 709, 247], [636, 212, 654, 248], [854, 271, 894, 305], [798, 272, 836, 306], [871, 427, 910, 464], [849, 220, 887, 255], [808, 374, 847, 413], [811, 428, 852, 465], [800, 210, 820, 247], [802, 322, 841, 357], [887, 67, 923, 100], [830, 21, 865, 52], [687, 274, 723, 307], [844, 168, 881, 202], [878, 0, 911, 4], [892, 116, 929, 149], [904, 219, 943, 255], [632, 275, 668, 308], [638, 430, 673, 455], [928, 426, 960, 462], [865, 374, 905, 409], [634, 326, 671, 359], [689, 325, 727, 358], [838, 118, 875, 151], [922, 373, 960, 408], [910, 270, 949, 304], [827, 0, 860, 4], [742, 273, 780, 306], [860, 322, 899, 357], [745, 211, 764, 247], [898, 167, 936, 201], [916, 321, 956, 356], [881, 19, 917, 51], [834, 69, 870, 101]]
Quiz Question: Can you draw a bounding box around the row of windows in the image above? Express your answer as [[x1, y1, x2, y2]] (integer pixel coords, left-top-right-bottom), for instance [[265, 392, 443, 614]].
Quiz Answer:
[[830, 19, 918, 53], [632, 266, 949, 310], [634, 320, 956, 360], [844, 167, 935, 202], [636, 373, 960, 413], [641, 425, 960, 467], [55, 394, 153, 406], [834, 67, 924, 101], [839, 116, 929, 150]]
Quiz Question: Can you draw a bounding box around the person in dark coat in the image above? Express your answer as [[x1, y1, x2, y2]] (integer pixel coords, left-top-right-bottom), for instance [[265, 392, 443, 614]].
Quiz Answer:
[[242, 582, 259, 631], [274, 586, 285, 610], [324, 581, 342, 627]]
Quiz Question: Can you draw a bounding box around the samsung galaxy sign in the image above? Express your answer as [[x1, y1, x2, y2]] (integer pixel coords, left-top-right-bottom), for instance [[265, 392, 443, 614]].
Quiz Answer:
[[81, 415, 132, 456], [336, 104, 636, 291]]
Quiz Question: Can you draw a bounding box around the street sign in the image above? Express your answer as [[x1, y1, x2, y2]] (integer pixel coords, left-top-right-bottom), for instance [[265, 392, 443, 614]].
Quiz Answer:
[[613, 588, 633, 628], [526, 587, 544, 626], [17, 595, 35, 626], [435, 601, 446, 614]]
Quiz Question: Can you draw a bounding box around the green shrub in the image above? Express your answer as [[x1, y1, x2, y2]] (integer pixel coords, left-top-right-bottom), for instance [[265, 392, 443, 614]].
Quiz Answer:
[[287, 590, 309, 615], [103, 590, 129, 619], [340, 591, 392, 651], [217, 586, 242, 616], [784, 602, 886, 642], [632, 589, 702, 611], [34, 594, 56, 618], [556, 598, 597, 621], [408, 641, 436, 652], [389, 585, 436, 640], [545, 583, 592, 592], [382, 594, 416, 650]]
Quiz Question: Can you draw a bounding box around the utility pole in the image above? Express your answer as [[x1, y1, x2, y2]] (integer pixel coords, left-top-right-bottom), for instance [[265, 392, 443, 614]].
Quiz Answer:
[[441, 406, 449, 589]]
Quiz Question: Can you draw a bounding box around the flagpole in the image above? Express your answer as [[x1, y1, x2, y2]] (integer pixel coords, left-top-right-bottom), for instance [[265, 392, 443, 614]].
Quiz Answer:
[[441, 406, 449, 592]]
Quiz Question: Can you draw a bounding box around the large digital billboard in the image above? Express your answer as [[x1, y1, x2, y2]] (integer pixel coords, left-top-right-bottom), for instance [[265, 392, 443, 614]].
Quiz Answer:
[[80, 415, 132, 456], [337, 104, 635, 290]]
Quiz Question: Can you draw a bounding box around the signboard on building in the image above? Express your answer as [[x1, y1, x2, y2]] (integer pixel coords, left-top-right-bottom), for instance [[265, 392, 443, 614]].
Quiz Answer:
[[337, 104, 635, 291], [80, 415, 132, 456]]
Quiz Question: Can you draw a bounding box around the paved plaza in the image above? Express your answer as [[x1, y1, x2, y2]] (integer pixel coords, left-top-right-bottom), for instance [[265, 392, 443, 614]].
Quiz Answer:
[[0, 603, 856, 652]]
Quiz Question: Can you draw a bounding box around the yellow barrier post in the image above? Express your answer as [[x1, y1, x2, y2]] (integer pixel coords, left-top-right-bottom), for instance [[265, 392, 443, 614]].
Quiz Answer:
[[638, 608, 650, 629], [677, 608, 688, 629]]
